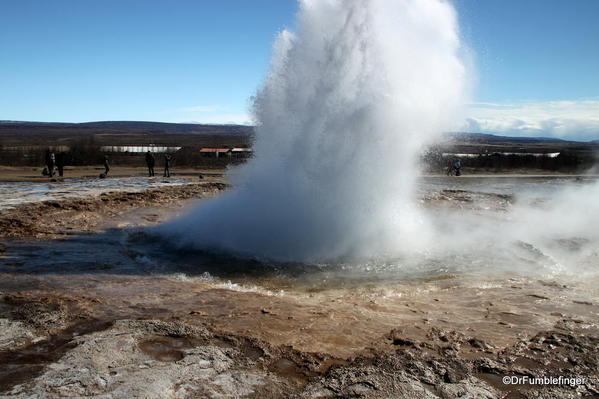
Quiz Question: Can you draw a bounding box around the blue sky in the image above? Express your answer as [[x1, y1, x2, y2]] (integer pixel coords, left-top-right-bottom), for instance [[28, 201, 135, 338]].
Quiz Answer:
[[1, 0, 598, 139]]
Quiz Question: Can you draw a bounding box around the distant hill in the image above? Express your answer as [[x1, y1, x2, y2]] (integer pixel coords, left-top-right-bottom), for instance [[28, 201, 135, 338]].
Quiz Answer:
[[440, 132, 598, 154], [0, 120, 254, 135], [1, 120, 597, 152], [446, 132, 574, 144], [0, 120, 254, 147]]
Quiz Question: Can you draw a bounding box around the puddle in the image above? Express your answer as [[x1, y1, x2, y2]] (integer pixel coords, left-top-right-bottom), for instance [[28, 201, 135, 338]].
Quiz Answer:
[[0, 177, 192, 211], [268, 358, 310, 382], [0, 319, 113, 393], [138, 337, 195, 362]]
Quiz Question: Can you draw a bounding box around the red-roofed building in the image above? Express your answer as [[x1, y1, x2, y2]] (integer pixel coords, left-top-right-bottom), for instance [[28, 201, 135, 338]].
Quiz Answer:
[[199, 148, 232, 158], [199, 147, 252, 158]]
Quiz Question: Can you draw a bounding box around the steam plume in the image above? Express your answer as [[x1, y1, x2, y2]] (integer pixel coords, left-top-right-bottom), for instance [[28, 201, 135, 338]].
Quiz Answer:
[[159, 0, 469, 261]]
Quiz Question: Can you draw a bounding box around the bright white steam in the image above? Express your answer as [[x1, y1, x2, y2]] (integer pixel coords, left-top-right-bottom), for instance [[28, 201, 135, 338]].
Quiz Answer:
[[159, 0, 469, 261]]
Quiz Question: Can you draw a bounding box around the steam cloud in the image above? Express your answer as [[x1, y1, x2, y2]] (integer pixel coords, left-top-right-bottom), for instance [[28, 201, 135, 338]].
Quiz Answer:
[[425, 180, 599, 278], [158, 0, 469, 262]]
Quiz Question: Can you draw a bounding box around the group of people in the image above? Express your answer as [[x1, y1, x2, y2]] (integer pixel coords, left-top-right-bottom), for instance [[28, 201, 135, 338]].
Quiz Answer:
[[43, 149, 173, 179], [144, 151, 172, 177], [43, 150, 66, 177], [446, 159, 462, 176]]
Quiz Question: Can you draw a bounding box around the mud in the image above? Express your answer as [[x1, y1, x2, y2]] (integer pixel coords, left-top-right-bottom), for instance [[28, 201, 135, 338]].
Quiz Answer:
[[0, 270, 597, 398], [0, 182, 226, 238], [0, 304, 596, 398], [0, 181, 597, 398]]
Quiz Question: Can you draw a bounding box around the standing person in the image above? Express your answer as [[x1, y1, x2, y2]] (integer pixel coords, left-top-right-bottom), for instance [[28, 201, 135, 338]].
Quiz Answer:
[[44, 149, 51, 176], [454, 159, 462, 176], [145, 150, 155, 177], [103, 155, 110, 177], [55, 152, 65, 177], [446, 160, 454, 176], [45, 149, 55, 177], [163, 154, 171, 177]]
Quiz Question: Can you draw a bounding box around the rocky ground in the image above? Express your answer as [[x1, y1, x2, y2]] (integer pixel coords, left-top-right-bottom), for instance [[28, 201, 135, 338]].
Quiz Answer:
[[0, 293, 597, 399], [0, 182, 226, 239], [0, 182, 597, 399]]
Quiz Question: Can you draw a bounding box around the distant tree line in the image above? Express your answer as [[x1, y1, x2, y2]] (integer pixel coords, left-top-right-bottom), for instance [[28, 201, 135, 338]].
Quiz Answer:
[[423, 149, 598, 173], [0, 138, 250, 169], [1, 137, 104, 167], [1, 141, 597, 173]]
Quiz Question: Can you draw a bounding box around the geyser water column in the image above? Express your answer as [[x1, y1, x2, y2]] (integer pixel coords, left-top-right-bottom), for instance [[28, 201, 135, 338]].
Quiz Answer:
[[159, 0, 469, 262]]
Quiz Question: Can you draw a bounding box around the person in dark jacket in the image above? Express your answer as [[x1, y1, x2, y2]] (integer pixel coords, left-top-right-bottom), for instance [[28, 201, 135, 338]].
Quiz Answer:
[[103, 155, 110, 176], [55, 152, 66, 177], [145, 151, 155, 177], [454, 159, 462, 176], [163, 154, 172, 177], [446, 160, 454, 176], [44, 150, 55, 178]]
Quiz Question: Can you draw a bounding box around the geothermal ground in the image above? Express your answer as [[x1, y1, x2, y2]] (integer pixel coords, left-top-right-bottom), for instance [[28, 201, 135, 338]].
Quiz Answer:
[[0, 174, 598, 399]]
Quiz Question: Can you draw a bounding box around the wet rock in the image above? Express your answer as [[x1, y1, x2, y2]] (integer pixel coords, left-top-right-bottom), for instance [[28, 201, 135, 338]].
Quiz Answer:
[[392, 337, 416, 347], [0, 182, 227, 239], [347, 381, 375, 395], [437, 376, 498, 399], [555, 237, 590, 252], [389, 328, 420, 347], [10, 301, 72, 332], [443, 366, 468, 384], [567, 356, 580, 366], [530, 335, 546, 344], [122, 319, 211, 339], [302, 386, 337, 398], [467, 338, 494, 350], [0, 318, 38, 350], [4, 319, 271, 399], [528, 294, 550, 300], [474, 358, 504, 374]]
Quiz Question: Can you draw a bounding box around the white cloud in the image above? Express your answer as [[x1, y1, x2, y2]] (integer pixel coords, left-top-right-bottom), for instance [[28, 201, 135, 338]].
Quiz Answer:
[[464, 99, 599, 141], [176, 100, 599, 138]]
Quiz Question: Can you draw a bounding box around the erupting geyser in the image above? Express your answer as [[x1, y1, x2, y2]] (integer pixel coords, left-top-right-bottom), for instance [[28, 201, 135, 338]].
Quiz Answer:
[[159, 0, 469, 261]]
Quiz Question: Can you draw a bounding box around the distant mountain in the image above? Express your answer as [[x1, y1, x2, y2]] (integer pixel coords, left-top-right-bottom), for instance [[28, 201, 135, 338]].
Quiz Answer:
[[447, 132, 570, 144], [0, 120, 254, 136], [442, 132, 599, 154], [1, 120, 597, 150], [0, 120, 254, 147]]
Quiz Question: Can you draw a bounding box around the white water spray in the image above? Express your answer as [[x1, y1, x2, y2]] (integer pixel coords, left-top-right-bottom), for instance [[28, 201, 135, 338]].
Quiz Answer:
[[160, 0, 469, 262]]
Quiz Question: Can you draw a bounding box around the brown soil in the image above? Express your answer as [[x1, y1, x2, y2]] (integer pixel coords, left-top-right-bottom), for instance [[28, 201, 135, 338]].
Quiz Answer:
[[0, 182, 597, 398], [0, 181, 226, 239], [0, 286, 597, 398], [0, 166, 226, 183]]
